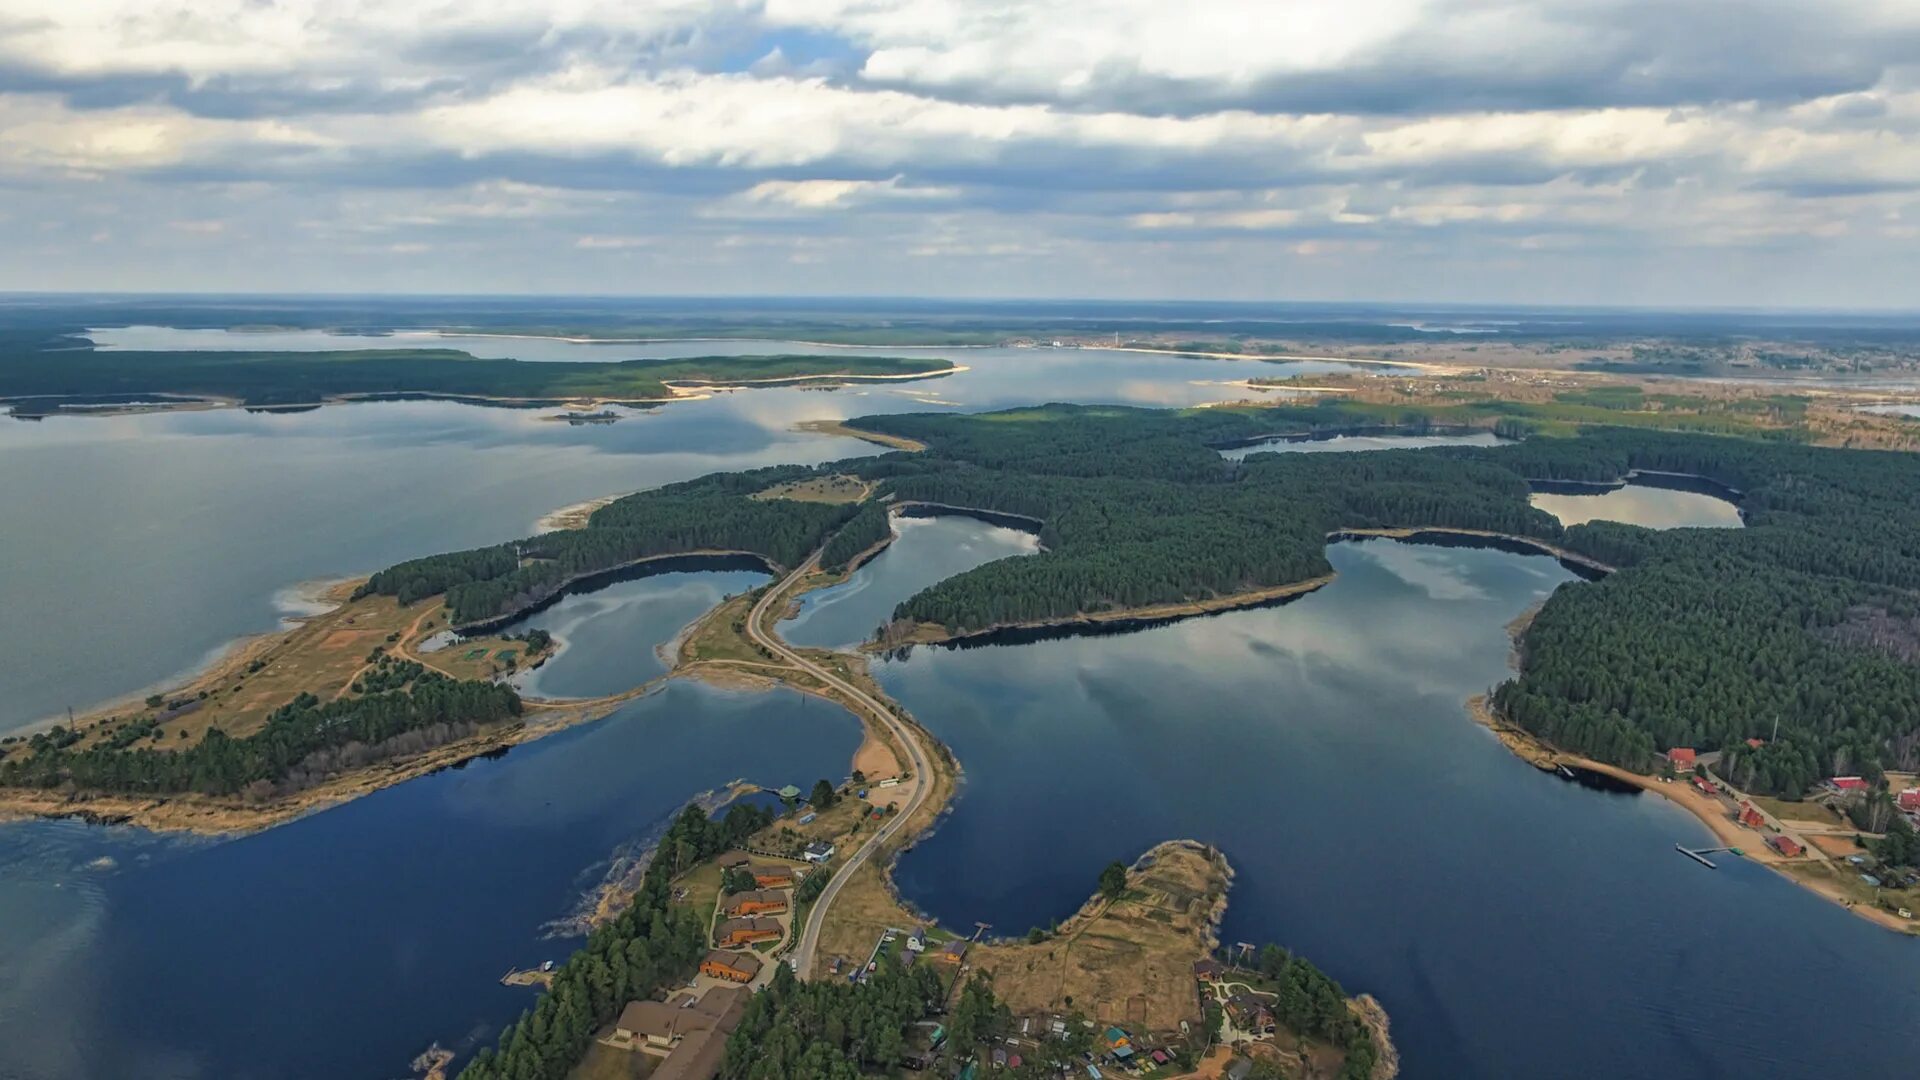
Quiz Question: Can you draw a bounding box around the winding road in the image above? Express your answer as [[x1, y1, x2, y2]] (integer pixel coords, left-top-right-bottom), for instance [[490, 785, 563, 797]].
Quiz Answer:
[[745, 551, 936, 978]]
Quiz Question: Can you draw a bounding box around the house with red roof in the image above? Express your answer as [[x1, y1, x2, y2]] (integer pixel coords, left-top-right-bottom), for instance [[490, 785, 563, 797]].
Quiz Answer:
[[1827, 776, 1869, 794], [1667, 748, 1697, 769]]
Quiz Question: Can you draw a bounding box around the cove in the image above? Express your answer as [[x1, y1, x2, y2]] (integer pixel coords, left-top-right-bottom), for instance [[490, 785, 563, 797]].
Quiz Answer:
[[782, 513, 1040, 650], [0, 343, 1384, 737], [487, 564, 771, 698], [0, 679, 859, 1080], [1529, 474, 1744, 529], [1218, 430, 1510, 460], [879, 538, 1920, 1079], [0, 395, 879, 735]]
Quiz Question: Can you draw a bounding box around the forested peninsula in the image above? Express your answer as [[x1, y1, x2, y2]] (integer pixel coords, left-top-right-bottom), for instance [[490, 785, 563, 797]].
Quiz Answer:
[[11, 399, 1919, 817], [0, 347, 956, 409], [346, 401, 1920, 802]]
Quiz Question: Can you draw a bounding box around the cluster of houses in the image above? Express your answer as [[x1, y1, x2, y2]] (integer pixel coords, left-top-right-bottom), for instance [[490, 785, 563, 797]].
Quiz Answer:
[[713, 851, 802, 951], [1827, 776, 1920, 827], [597, 849, 817, 1080], [606, 985, 749, 1080]]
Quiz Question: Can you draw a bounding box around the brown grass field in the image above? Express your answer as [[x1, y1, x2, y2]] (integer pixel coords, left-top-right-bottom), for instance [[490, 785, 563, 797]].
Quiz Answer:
[[967, 840, 1229, 1032], [750, 473, 874, 504], [43, 583, 542, 759], [567, 1041, 652, 1080]]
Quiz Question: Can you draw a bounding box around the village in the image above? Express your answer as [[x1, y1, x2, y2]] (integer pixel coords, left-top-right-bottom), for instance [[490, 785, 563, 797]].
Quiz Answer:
[[557, 775, 1387, 1080], [1653, 746, 1920, 924]]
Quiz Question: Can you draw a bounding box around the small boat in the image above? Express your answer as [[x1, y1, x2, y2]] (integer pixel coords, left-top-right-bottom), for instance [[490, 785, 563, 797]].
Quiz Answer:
[[1556, 764, 1576, 780]]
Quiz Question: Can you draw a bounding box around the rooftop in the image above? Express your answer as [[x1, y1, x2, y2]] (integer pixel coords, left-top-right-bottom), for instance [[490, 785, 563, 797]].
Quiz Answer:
[[703, 949, 763, 977]]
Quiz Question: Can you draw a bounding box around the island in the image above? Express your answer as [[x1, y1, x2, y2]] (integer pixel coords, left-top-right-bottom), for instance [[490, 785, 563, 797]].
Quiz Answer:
[[0, 346, 960, 413]]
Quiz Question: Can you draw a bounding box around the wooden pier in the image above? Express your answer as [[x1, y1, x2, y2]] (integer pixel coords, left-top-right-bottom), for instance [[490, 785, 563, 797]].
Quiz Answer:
[[1675, 844, 1740, 869]]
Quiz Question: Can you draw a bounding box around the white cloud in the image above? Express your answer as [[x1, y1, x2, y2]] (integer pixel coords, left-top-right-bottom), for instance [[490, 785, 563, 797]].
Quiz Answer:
[[0, 1, 1916, 302]]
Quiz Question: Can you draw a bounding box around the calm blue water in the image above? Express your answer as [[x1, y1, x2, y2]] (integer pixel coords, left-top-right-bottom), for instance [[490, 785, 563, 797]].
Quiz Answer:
[[1219, 431, 1509, 460], [501, 568, 770, 698], [781, 514, 1039, 649], [882, 540, 1920, 1079], [0, 342, 1361, 734], [1530, 481, 1745, 529], [0, 680, 858, 1080], [1, 329, 1913, 1080]]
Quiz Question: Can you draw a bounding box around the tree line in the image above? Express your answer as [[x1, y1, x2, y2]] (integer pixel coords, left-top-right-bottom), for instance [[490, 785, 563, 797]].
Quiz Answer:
[[0, 673, 521, 797], [350, 400, 1920, 796], [357, 466, 865, 625], [0, 347, 953, 407], [1242, 943, 1379, 1080], [459, 800, 773, 1080], [821, 501, 893, 572]]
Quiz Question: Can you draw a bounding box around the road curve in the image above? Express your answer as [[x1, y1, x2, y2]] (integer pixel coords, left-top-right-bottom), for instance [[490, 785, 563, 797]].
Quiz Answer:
[[747, 551, 935, 978]]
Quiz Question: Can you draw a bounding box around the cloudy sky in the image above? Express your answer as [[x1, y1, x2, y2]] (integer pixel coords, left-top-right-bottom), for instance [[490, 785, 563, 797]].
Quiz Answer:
[[2, 0, 1918, 306]]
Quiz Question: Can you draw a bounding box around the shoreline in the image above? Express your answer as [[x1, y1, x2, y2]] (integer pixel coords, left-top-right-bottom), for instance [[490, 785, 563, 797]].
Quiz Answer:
[[423, 331, 997, 351], [1472, 640, 1918, 937], [0, 695, 636, 836], [794, 418, 927, 452], [876, 519, 1605, 652], [880, 573, 1335, 649], [3, 576, 365, 741], [1084, 344, 1451, 372], [2, 363, 964, 421], [0, 524, 1582, 835], [533, 493, 627, 533]]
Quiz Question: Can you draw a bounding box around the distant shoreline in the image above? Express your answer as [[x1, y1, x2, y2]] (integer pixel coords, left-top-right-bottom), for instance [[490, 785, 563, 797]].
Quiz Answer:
[[1086, 344, 1451, 372]]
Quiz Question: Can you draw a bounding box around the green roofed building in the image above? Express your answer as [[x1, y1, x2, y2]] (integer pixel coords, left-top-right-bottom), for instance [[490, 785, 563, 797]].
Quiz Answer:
[[777, 785, 802, 800]]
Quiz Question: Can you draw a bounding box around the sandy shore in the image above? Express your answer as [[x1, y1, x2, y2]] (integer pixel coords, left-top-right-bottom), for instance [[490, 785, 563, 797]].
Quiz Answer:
[[1470, 667, 1917, 935], [794, 419, 927, 452], [0, 696, 635, 836], [535, 492, 626, 533], [5, 576, 364, 741]]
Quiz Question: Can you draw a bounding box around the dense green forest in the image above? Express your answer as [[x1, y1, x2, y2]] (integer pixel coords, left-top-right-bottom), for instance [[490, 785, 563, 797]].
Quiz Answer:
[[358, 466, 861, 625], [1486, 429, 1920, 795], [720, 961, 949, 1079], [849, 407, 1556, 630], [0, 672, 520, 797], [458, 800, 774, 1080], [820, 502, 895, 572], [343, 400, 1920, 796], [0, 347, 954, 407], [1241, 944, 1379, 1080]]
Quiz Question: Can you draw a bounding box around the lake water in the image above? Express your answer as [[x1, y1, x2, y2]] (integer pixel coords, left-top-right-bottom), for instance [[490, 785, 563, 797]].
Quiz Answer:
[[0, 338, 1367, 733], [81, 325, 1361, 407], [500, 566, 770, 699], [781, 514, 1040, 650], [1529, 477, 1745, 529], [1219, 431, 1509, 460], [2, 332, 1915, 1080], [880, 539, 1920, 1079], [0, 679, 859, 1080]]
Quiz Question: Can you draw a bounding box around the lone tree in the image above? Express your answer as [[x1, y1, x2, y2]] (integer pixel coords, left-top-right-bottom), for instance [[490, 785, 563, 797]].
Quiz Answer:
[[722, 866, 757, 895], [810, 778, 837, 809], [1099, 860, 1128, 901]]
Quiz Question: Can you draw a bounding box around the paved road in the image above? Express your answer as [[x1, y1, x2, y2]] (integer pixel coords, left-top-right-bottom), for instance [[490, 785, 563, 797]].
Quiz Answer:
[[746, 551, 935, 979]]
